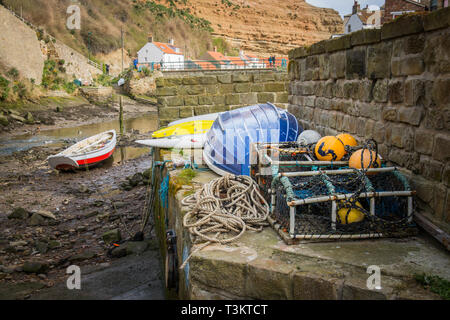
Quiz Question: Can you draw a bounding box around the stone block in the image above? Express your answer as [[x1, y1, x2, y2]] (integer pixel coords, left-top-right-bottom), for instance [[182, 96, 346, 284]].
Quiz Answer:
[[253, 73, 275, 82], [275, 73, 289, 81], [319, 54, 330, 79], [330, 51, 346, 79], [257, 92, 275, 103], [184, 95, 198, 106], [432, 134, 450, 162], [414, 128, 434, 155], [293, 272, 342, 300], [156, 86, 177, 96], [398, 106, 422, 126], [346, 48, 366, 79], [423, 6, 450, 31], [373, 79, 388, 103], [194, 106, 212, 116], [325, 35, 352, 53], [219, 84, 234, 94], [401, 56, 425, 76], [432, 78, 450, 108], [264, 82, 286, 92], [199, 76, 218, 85], [217, 74, 232, 84], [234, 83, 251, 93], [351, 28, 381, 46], [275, 92, 289, 103], [433, 184, 447, 220], [245, 259, 295, 300], [251, 83, 264, 92], [232, 74, 252, 83], [159, 107, 180, 119], [405, 34, 425, 55], [183, 77, 200, 85], [186, 85, 205, 95], [381, 14, 424, 40], [179, 106, 194, 118], [388, 80, 404, 104], [359, 102, 381, 120], [239, 93, 258, 105], [443, 164, 450, 187], [198, 95, 213, 105], [190, 255, 246, 297], [358, 79, 374, 102], [158, 96, 184, 107], [411, 176, 434, 204], [423, 158, 444, 182], [390, 124, 405, 148], [405, 79, 425, 106], [225, 94, 240, 105], [205, 85, 218, 95], [373, 122, 385, 143], [367, 42, 392, 79]]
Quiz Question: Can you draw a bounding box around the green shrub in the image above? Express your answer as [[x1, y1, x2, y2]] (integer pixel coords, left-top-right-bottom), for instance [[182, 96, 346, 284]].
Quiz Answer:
[[7, 68, 19, 80], [141, 67, 151, 76], [415, 273, 450, 300]]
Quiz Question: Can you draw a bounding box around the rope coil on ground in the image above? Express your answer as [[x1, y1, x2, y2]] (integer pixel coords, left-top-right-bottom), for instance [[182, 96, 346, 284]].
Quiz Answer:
[[179, 174, 269, 269]]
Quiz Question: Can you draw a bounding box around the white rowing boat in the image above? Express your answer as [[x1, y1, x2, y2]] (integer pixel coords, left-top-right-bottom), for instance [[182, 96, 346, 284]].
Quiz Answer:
[[47, 130, 117, 170]]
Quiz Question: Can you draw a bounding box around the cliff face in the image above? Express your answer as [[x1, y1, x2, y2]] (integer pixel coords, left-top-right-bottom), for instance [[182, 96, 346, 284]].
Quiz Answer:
[[1, 0, 343, 61], [166, 0, 344, 56]]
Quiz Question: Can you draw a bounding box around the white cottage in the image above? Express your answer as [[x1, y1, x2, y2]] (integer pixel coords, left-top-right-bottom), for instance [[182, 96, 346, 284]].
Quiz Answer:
[[344, 1, 382, 34], [137, 36, 184, 70]]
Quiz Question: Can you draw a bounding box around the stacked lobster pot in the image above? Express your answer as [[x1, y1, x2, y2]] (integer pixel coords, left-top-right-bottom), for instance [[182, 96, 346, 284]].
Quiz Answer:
[[250, 133, 418, 244]]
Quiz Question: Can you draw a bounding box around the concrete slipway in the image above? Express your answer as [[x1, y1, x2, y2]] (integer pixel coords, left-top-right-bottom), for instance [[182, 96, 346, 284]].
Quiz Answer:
[[152, 150, 450, 300]]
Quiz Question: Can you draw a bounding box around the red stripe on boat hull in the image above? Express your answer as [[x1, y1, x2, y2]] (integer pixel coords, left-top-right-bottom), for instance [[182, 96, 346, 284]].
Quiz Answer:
[[77, 148, 115, 166]]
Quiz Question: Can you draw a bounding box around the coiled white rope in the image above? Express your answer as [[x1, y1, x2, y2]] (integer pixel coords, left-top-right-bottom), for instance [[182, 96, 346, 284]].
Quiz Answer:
[[179, 174, 269, 269]]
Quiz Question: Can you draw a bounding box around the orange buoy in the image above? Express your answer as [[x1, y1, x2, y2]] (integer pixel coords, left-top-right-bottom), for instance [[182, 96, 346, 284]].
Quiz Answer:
[[314, 136, 346, 161], [336, 133, 358, 152], [349, 149, 381, 173]]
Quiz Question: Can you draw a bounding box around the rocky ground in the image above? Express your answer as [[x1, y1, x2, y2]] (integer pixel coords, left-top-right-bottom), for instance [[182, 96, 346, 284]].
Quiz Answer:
[[0, 97, 164, 300]]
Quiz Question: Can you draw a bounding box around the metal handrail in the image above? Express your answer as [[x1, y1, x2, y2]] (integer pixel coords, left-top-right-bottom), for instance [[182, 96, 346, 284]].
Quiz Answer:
[[137, 57, 288, 72]]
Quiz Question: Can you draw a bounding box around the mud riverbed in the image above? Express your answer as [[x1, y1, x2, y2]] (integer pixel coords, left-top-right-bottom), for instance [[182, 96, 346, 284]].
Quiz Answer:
[[0, 98, 165, 300]]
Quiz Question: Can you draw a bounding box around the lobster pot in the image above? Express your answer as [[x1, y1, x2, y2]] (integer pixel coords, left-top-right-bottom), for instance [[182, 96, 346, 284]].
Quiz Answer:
[[270, 168, 418, 243], [251, 142, 348, 201]]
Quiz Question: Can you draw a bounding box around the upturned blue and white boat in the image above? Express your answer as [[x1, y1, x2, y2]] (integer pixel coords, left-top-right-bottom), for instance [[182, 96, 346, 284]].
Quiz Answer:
[[203, 103, 302, 176]]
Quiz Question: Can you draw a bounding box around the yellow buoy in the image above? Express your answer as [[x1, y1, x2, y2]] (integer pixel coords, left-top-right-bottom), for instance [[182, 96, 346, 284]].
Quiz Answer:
[[314, 136, 346, 161], [349, 149, 381, 173], [337, 201, 365, 224], [336, 133, 358, 152]]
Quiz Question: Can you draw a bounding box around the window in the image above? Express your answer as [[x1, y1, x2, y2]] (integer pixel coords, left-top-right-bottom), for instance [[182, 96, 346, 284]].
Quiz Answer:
[[348, 25, 352, 33]]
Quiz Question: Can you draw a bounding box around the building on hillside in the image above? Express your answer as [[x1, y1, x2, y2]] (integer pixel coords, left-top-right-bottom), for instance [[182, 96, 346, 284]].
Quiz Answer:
[[239, 51, 266, 69], [429, 0, 449, 10], [344, 1, 383, 34], [137, 35, 184, 71], [185, 59, 217, 71], [200, 48, 247, 70], [382, 0, 428, 24]]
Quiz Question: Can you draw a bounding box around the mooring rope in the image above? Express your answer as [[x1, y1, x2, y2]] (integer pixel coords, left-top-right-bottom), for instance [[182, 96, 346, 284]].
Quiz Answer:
[[179, 174, 270, 269]]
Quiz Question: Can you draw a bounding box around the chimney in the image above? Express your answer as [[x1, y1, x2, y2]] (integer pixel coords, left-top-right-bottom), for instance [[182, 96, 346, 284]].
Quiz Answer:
[[148, 34, 153, 43], [169, 38, 175, 45], [352, 1, 360, 14]]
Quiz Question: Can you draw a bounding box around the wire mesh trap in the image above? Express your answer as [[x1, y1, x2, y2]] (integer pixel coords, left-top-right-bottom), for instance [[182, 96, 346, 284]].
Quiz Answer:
[[250, 140, 418, 243], [270, 167, 418, 242]]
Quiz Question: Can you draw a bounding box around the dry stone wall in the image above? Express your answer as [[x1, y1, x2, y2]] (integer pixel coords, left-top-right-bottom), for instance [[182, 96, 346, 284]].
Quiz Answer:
[[288, 8, 450, 230], [155, 71, 289, 126]]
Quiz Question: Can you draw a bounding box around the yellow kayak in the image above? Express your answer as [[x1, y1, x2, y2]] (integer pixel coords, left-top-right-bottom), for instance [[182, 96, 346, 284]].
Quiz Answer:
[[152, 120, 215, 138]]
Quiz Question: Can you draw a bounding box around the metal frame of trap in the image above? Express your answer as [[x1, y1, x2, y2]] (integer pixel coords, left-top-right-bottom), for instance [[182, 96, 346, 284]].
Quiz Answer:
[[270, 167, 415, 242], [249, 143, 415, 243]]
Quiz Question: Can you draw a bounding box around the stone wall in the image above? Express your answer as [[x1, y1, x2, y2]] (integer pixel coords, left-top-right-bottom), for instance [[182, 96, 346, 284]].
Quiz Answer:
[[155, 71, 289, 126], [53, 41, 102, 84], [288, 9, 450, 230], [0, 5, 44, 84]]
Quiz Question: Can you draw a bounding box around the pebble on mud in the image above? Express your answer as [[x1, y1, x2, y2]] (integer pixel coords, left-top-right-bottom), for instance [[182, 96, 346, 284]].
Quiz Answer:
[[8, 208, 31, 220], [23, 261, 49, 274], [102, 229, 121, 244]]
